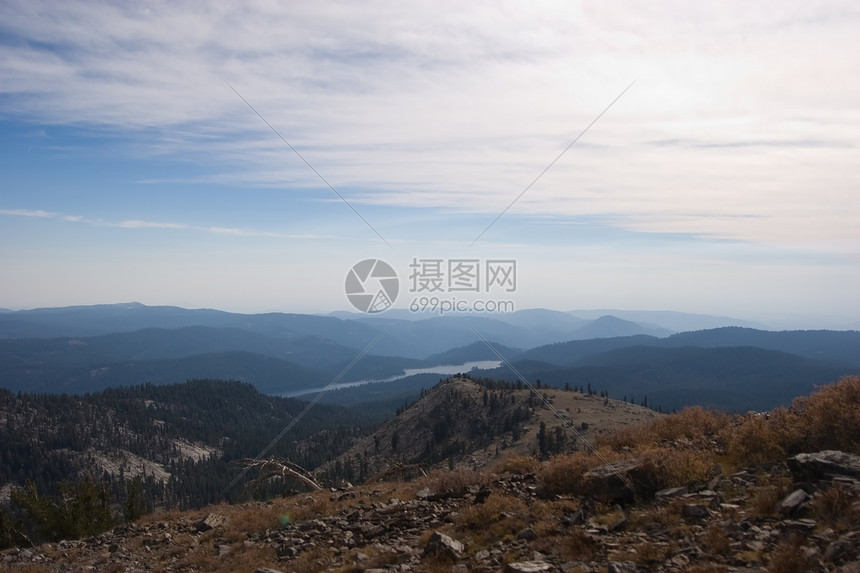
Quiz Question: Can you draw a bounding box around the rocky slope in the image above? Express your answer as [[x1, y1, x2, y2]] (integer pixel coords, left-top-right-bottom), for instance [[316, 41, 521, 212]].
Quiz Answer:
[[2, 449, 858, 572], [317, 377, 660, 482], [2, 376, 859, 573]]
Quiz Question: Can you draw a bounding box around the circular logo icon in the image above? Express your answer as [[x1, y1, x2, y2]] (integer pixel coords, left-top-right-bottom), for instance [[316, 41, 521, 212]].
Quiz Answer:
[[345, 259, 399, 313]]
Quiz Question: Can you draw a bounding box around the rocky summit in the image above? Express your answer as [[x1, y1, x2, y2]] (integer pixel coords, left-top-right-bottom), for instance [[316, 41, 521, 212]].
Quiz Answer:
[[2, 453, 858, 573]]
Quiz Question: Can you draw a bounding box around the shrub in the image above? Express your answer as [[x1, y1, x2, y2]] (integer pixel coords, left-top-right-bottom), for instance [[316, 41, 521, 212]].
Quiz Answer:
[[726, 415, 786, 465], [794, 375, 860, 453], [11, 479, 114, 542], [497, 454, 540, 475], [538, 450, 617, 496], [427, 468, 486, 496], [455, 492, 526, 537], [701, 524, 731, 554], [641, 447, 713, 489], [651, 406, 731, 444], [814, 483, 858, 528], [767, 538, 815, 573]]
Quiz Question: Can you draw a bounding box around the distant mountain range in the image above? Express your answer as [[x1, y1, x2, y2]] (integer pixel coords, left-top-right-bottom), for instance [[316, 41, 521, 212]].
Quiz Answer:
[[0, 303, 857, 412]]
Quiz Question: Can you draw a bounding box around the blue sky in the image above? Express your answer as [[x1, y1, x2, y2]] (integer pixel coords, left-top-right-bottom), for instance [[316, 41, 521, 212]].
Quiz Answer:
[[0, 1, 858, 327]]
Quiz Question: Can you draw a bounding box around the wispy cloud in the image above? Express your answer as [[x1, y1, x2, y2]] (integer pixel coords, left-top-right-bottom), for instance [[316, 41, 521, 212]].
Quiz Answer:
[[0, 208, 334, 240]]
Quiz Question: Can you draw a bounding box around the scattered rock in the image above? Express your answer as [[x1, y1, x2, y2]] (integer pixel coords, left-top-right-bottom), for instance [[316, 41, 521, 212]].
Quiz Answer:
[[655, 486, 687, 501], [422, 530, 463, 560], [195, 512, 226, 532], [582, 458, 653, 502], [608, 562, 640, 573], [505, 560, 553, 572], [776, 489, 810, 516], [681, 504, 709, 521], [824, 532, 859, 563], [517, 527, 537, 541]]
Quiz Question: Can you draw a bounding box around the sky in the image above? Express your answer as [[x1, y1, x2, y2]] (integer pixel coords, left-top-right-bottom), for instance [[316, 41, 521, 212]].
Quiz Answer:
[[0, 1, 858, 327]]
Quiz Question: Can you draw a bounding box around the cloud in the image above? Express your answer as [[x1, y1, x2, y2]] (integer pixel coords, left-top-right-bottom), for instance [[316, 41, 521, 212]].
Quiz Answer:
[[0, 1, 857, 253], [0, 209, 55, 218], [0, 208, 333, 240]]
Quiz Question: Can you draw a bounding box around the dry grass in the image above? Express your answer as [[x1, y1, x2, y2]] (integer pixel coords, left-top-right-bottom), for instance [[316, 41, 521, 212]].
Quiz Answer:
[[813, 483, 858, 528], [630, 541, 671, 564], [538, 449, 622, 496], [766, 538, 815, 573], [687, 564, 728, 573], [794, 375, 860, 452], [558, 528, 599, 561], [640, 447, 714, 488], [724, 376, 860, 466], [425, 468, 487, 495], [651, 406, 731, 443], [701, 524, 731, 554], [455, 492, 527, 540], [749, 474, 793, 517], [497, 454, 540, 475]]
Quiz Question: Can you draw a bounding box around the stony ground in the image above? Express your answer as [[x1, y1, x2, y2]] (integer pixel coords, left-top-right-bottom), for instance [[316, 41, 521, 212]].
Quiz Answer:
[[3, 450, 858, 573]]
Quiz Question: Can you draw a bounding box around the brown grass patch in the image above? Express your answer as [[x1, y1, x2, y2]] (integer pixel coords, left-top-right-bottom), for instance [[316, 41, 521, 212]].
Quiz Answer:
[[749, 474, 793, 517], [701, 524, 731, 554], [687, 564, 728, 573], [814, 483, 858, 528], [497, 454, 540, 475], [640, 447, 713, 489], [425, 468, 487, 496], [538, 449, 622, 496], [559, 528, 599, 561], [766, 538, 815, 573], [455, 492, 527, 541], [794, 375, 860, 452]]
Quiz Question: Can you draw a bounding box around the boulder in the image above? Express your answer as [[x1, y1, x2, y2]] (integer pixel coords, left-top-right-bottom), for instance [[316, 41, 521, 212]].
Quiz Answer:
[[787, 451, 860, 480], [422, 531, 463, 560], [681, 504, 709, 521], [582, 458, 654, 502], [194, 513, 226, 532], [776, 489, 811, 516]]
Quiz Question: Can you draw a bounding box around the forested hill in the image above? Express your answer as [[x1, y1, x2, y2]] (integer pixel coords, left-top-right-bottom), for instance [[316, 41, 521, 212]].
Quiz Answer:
[[0, 380, 379, 511]]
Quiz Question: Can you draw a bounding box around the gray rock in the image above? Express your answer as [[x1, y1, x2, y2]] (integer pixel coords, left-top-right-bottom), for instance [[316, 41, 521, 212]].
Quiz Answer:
[[517, 527, 537, 541], [608, 515, 627, 532], [787, 451, 860, 479], [776, 489, 811, 516], [505, 561, 553, 572], [824, 532, 859, 563], [582, 458, 654, 502], [561, 508, 584, 525], [254, 569, 286, 573], [194, 513, 226, 532], [608, 562, 640, 573], [681, 504, 709, 520], [422, 530, 463, 560], [783, 519, 817, 534], [655, 486, 687, 500]]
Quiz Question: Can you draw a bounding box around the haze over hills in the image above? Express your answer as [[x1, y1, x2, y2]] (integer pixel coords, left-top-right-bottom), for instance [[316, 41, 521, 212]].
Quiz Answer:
[[476, 345, 856, 412], [0, 303, 857, 414]]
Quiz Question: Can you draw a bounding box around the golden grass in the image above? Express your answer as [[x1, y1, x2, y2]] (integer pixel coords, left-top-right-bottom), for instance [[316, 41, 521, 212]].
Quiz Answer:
[[425, 467, 487, 495], [497, 454, 540, 475]]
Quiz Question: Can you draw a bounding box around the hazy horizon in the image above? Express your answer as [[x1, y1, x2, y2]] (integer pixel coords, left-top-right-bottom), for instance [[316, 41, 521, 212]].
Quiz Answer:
[[1, 300, 857, 331]]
